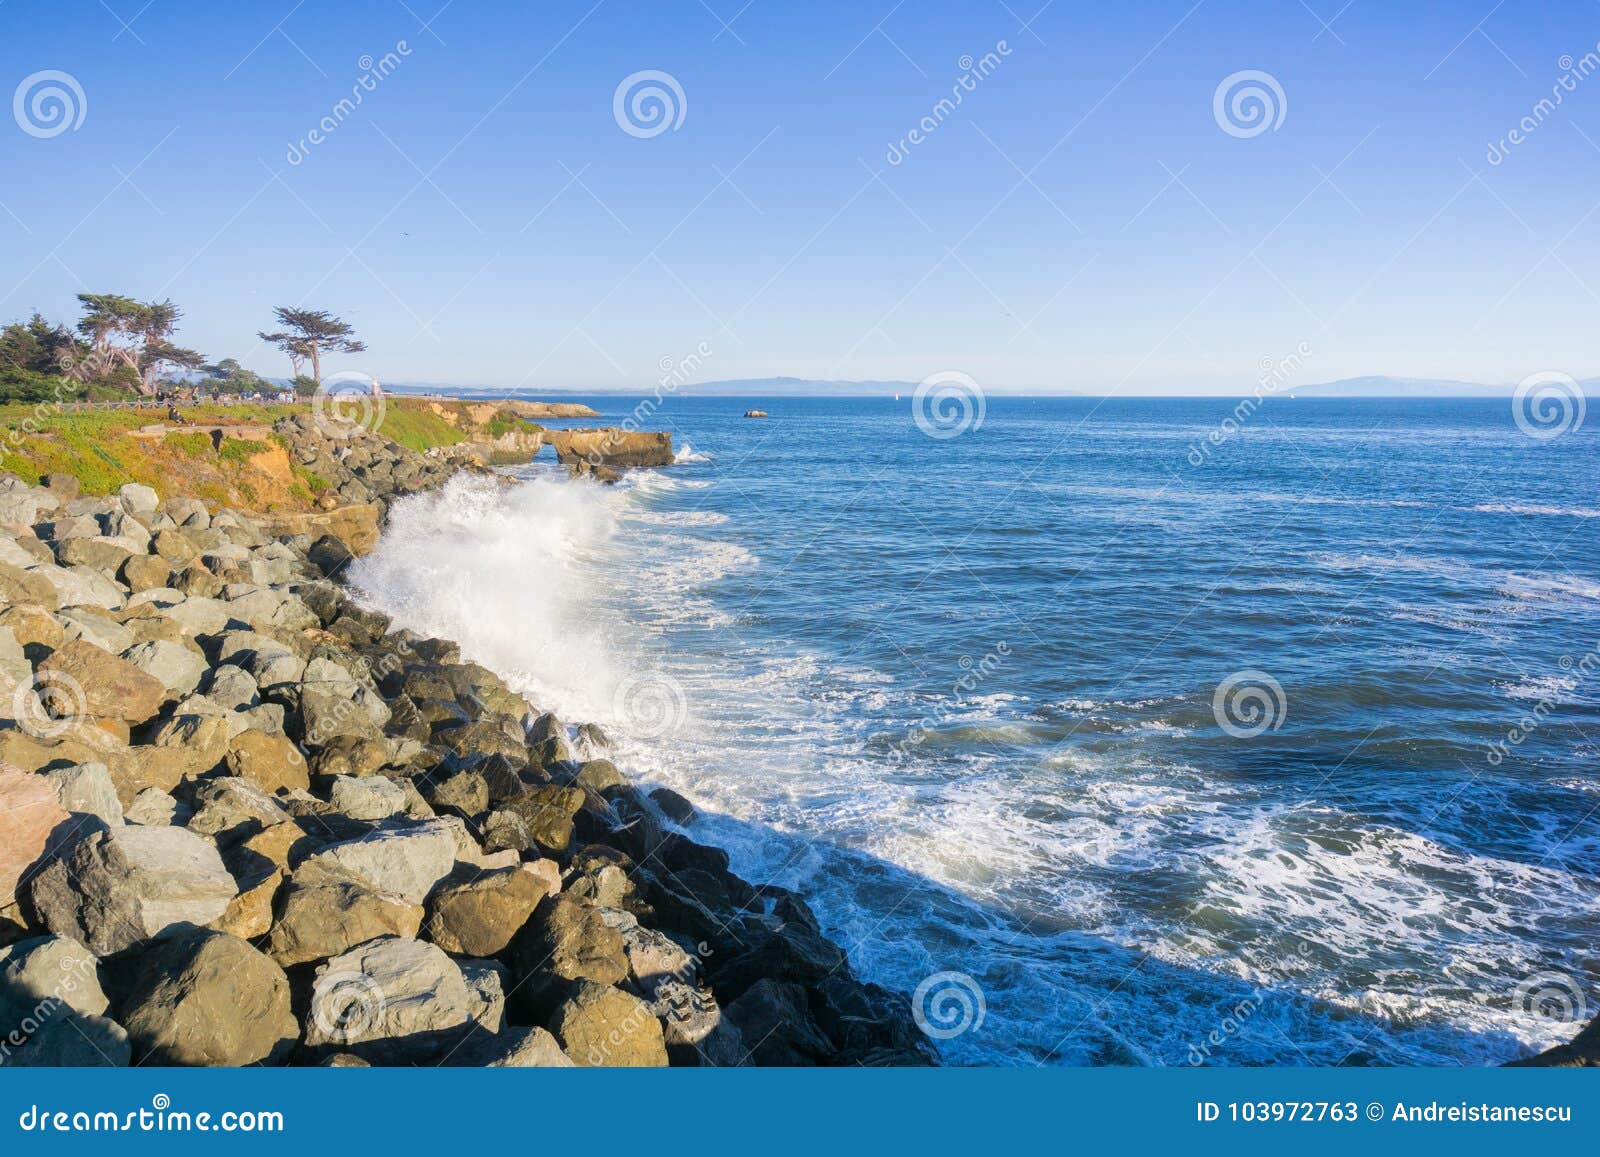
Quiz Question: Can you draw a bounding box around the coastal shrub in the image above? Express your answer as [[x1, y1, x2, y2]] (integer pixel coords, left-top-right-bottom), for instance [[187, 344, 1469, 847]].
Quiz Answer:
[[219, 437, 270, 463], [376, 406, 467, 454], [163, 431, 213, 457]]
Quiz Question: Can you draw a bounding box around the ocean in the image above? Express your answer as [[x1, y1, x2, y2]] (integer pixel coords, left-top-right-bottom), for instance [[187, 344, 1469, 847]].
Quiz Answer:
[[348, 394, 1600, 1066]]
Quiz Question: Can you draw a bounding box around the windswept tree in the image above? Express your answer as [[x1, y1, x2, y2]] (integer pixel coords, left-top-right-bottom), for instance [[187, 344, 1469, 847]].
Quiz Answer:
[[70, 294, 198, 393], [258, 308, 365, 387]]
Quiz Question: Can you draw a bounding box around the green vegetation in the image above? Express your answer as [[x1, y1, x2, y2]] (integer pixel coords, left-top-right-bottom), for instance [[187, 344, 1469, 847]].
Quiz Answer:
[[375, 404, 468, 453]]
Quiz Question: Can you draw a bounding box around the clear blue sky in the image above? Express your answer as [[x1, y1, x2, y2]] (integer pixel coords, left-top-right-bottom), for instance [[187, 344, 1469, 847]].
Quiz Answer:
[[2, 0, 1598, 392]]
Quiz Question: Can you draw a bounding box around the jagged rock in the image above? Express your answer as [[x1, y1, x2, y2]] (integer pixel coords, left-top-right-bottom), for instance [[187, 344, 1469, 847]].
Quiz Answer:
[[550, 979, 669, 1067], [0, 765, 70, 908], [460, 958, 507, 1032], [503, 785, 584, 854], [41, 762, 123, 827], [296, 821, 456, 905], [328, 774, 406, 820], [124, 788, 180, 826], [27, 825, 236, 955], [724, 979, 833, 1065], [122, 639, 207, 699], [426, 865, 552, 956], [573, 758, 626, 795], [0, 562, 59, 609], [453, 1025, 574, 1067], [0, 604, 64, 651], [481, 808, 533, 854], [510, 896, 627, 1016], [117, 930, 296, 1066], [185, 777, 289, 842], [426, 769, 488, 818], [266, 878, 424, 967]]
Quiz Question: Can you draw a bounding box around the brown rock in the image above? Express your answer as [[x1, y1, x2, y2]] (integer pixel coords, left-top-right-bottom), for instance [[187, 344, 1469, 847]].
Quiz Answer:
[[0, 605, 64, 651], [426, 865, 552, 956], [225, 731, 309, 794], [36, 640, 165, 725], [550, 980, 669, 1066], [266, 877, 424, 968]]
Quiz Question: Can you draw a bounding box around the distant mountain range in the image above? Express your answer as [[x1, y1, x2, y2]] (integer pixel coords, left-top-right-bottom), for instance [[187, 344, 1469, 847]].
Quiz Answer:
[[377, 374, 1592, 399]]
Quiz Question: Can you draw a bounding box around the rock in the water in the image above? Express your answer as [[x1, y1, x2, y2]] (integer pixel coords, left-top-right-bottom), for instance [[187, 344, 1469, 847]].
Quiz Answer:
[[0, 765, 71, 907], [724, 979, 834, 1065], [116, 930, 297, 1066], [550, 979, 669, 1067], [27, 825, 236, 955]]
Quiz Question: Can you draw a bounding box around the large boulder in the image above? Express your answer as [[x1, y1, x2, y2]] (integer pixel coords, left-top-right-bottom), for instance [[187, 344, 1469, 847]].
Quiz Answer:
[[36, 640, 165, 725], [304, 937, 478, 1058], [27, 825, 236, 955], [0, 765, 71, 907], [224, 731, 309, 794], [40, 761, 123, 827], [426, 865, 553, 957], [509, 896, 627, 1016], [549, 979, 669, 1066], [266, 878, 424, 967], [116, 930, 297, 1066], [296, 821, 457, 905], [0, 935, 130, 1066]]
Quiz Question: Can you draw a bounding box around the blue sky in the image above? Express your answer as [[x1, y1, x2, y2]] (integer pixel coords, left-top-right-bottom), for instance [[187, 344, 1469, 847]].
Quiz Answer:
[[2, 0, 1598, 392]]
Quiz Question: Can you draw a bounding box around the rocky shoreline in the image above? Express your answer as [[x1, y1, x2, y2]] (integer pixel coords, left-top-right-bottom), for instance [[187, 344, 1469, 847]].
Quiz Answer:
[[0, 410, 933, 1068]]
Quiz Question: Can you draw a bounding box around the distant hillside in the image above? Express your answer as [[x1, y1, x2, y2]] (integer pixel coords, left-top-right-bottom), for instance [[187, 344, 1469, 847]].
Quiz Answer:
[[1292, 376, 1512, 398]]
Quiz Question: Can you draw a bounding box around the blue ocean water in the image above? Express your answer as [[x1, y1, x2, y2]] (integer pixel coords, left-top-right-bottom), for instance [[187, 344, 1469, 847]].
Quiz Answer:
[[353, 395, 1600, 1066]]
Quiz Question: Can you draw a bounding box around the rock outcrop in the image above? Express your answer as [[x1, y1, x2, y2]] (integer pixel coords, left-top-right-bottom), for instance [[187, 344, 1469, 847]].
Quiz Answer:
[[544, 428, 674, 469]]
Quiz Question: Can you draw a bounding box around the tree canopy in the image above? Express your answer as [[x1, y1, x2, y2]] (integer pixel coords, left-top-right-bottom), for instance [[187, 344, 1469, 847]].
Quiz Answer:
[[257, 307, 365, 386]]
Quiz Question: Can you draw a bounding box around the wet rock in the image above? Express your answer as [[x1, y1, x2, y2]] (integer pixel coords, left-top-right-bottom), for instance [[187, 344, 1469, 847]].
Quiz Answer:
[[724, 979, 834, 1065], [650, 786, 697, 825]]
